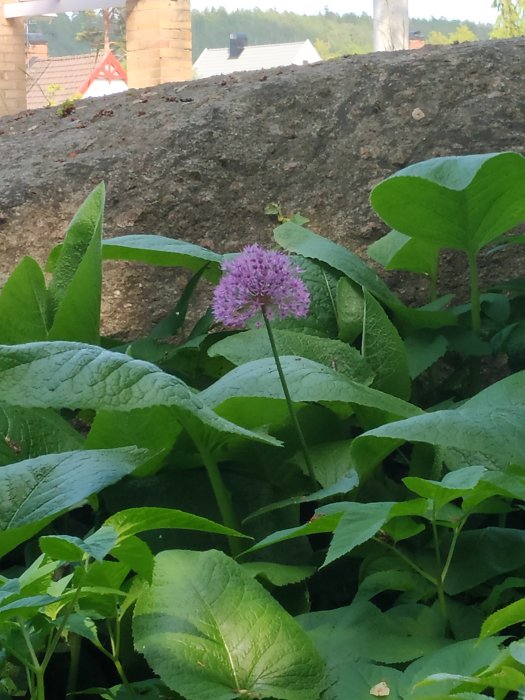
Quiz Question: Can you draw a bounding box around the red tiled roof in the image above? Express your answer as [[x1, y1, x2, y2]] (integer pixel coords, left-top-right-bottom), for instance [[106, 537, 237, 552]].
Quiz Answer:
[[26, 51, 127, 110], [26, 53, 99, 109]]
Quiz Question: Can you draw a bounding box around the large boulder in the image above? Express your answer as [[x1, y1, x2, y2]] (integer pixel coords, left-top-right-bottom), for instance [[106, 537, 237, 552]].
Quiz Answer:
[[1, 38, 524, 337]]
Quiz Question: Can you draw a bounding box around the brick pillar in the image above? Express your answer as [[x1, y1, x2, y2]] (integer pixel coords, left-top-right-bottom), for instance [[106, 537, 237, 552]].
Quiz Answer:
[[0, 0, 26, 117], [126, 0, 192, 89]]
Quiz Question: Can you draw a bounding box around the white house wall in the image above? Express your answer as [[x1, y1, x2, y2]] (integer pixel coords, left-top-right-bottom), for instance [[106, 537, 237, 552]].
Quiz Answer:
[[84, 79, 127, 98], [292, 40, 322, 65]]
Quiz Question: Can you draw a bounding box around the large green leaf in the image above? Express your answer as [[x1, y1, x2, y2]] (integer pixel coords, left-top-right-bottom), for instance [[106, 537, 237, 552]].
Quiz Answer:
[[133, 549, 325, 700], [102, 234, 222, 281], [85, 407, 181, 476], [368, 229, 440, 278], [362, 290, 411, 399], [445, 528, 525, 595], [353, 370, 525, 471], [273, 256, 340, 337], [300, 601, 449, 667], [47, 183, 104, 344], [400, 637, 503, 699], [0, 447, 146, 557], [0, 405, 83, 466], [0, 342, 279, 448], [274, 222, 455, 329], [208, 328, 373, 384], [371, 152, 525, 255], [275, 222, 397, 306], [335, 277, 364, 344], [201, 356, 419, 425], [0, 257, 47, 344]]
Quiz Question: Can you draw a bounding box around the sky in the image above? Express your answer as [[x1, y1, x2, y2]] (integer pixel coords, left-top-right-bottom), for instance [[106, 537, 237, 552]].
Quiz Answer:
[[190, 1, 499, 24]]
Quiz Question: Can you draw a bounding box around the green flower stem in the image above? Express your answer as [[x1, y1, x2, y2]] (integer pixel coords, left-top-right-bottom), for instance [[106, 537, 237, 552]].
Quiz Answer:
[[468, 251, 481, 334], [441, 520, 465, 584], [184, 422, 242, 557], [262, 308, 317, 485], [66, 633, 81, 695], [42, 561, 87, 673], [19, 619, 44, 700]]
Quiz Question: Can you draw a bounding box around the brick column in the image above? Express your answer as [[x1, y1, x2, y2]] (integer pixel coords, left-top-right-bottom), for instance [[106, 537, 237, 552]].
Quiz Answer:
[[126, 0, 192, 89], [0, 0, 26, 117]]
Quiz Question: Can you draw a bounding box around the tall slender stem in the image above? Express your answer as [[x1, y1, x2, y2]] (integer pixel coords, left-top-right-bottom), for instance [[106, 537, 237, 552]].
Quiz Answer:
[[373, 538, 438, 586], [184, 423, 242, 557], [262, 309, 317, 484], [66, 633, 81, 695], [19, 620, 45, 700], [468, 251, 481, 334]]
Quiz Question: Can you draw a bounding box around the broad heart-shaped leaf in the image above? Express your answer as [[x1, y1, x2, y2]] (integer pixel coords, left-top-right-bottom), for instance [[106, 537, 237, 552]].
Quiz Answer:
[[352, 370, 525, 472], [102, 234, 222, 282], [133, 549, 325, 700], [0, 447, 146, 558], [47, 183, 104, 344], [367, 229, 440, 279], [0, 257, 47, 343], [0, 342, 279, 449], [0, 404, 83, 466], [371, 152, 525, 256], [274, 222, 456, 329], [201, 356, 419, 427], [208, 328, 373, 384], [362, 290, 411, 400]]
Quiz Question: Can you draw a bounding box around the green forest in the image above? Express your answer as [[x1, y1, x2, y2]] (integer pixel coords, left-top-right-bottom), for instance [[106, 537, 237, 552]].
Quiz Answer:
[[29, 8, 493, 62]]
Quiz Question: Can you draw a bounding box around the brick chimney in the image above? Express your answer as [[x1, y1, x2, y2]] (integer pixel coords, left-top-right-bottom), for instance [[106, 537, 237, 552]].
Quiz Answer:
[[127, 0, 192, 89], [229, 33, 247, 59]]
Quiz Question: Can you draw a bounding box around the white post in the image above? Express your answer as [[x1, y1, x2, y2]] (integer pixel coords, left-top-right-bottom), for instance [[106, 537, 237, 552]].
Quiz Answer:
[[373, 0, 409, 51]]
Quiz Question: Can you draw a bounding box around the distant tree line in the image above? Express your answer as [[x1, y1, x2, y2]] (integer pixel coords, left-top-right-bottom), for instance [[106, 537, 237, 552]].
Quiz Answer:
[[29, 7, 499, 62]]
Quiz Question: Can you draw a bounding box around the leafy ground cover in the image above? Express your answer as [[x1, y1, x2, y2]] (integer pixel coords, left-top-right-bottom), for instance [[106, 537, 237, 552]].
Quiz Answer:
[[2, 152, 525, 699]]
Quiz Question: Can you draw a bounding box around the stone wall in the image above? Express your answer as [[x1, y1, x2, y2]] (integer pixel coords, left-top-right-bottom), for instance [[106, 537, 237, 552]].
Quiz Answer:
[[0, 38, 524, 337]]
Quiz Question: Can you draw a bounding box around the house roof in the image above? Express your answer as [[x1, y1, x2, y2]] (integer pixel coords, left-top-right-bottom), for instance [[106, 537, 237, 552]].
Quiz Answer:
[[193, 40, 320, 79], [26, 52, 127, 110], [27, 53, 98, 109]]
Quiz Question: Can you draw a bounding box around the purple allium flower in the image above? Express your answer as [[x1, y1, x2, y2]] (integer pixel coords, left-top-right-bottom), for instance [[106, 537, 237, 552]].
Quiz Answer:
[[212, 244, 310, 328]]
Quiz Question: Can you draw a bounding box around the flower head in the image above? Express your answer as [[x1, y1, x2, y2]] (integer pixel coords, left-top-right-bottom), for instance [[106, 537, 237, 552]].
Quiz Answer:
[[212, 244, 310, 328]]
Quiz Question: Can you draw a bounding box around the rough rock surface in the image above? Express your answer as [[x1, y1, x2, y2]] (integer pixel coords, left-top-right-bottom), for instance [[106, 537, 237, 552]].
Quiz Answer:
[[1, 38, 524, 337]]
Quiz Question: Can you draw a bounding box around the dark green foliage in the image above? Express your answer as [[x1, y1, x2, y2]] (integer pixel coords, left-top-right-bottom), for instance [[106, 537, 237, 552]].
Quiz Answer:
[[4, 153, 525, 699]]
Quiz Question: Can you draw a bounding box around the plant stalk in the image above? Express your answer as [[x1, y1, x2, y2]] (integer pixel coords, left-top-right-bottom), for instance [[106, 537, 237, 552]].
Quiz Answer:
[[66, 632, 81, 695], [468, 251, 481, 334], [262, 308, 317, 484], [184, 424, 242, 557], [373, 538, 438, 587]]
